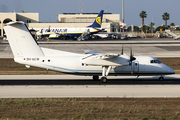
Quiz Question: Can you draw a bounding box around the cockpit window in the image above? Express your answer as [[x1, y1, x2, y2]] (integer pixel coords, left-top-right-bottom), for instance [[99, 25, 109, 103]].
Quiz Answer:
[[150, 60, 161, 63]]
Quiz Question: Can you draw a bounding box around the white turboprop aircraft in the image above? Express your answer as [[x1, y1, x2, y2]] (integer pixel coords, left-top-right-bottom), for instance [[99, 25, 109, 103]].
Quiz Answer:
[[4, 21, 175, 83], [165, 30, 180, 40]]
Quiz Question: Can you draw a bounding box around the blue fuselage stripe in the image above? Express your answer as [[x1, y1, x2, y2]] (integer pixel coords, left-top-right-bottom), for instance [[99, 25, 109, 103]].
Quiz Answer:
[[41, 31, 99, 38]]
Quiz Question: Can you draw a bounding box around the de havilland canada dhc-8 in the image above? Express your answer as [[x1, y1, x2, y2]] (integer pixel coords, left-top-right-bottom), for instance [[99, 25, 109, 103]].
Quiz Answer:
[[4, 21, 175, 83]]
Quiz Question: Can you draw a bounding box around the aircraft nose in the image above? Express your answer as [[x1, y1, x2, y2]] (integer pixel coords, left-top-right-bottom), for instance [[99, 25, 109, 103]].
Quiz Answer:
[[161, 64, 175, 74], [167, 67, 175, 74]]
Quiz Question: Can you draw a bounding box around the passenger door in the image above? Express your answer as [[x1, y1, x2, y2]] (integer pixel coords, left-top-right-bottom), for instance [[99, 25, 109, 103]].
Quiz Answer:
[[131, 61, 139, 73]]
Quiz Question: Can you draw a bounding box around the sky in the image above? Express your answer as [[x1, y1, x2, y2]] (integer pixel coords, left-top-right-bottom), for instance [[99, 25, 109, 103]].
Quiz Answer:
[[0, 0, 179, 27]]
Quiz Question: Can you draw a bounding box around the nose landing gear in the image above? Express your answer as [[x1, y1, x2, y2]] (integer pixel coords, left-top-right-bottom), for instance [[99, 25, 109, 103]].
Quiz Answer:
[[159, 76, 164, 81]]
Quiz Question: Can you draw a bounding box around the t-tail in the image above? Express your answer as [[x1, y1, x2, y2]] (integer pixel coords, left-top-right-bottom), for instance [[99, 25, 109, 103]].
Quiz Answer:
[[88, 10, 104, 28], [4, 21, 44, 59]]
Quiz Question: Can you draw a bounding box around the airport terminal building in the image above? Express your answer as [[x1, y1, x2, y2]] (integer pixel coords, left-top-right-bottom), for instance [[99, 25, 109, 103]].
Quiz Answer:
[[0, 12, 39, 37], [0, 12, 124, 37]]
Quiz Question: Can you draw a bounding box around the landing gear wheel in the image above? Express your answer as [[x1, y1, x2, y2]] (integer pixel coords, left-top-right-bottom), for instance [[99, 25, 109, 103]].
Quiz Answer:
[[159, 77, 164, 81], [93, 75, 99, 80], [101, 77, 107, 83]]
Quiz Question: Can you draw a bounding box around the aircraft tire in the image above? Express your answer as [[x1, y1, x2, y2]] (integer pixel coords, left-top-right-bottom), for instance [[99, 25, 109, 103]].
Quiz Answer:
[[159, 77, 164, 81], [101, 77, 107, 83], [93, 75, 99, 80]]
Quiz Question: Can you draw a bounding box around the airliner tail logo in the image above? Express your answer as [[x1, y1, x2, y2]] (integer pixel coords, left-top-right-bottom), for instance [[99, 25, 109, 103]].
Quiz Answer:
[[87, 10, 103, 28], [96, 17, 101, 25]]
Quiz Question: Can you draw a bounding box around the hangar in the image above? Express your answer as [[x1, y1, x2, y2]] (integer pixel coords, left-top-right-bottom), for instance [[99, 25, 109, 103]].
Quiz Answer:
[[0, 12, 124, 37]]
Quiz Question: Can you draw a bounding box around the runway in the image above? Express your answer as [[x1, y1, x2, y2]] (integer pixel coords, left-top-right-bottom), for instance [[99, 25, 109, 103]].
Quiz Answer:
[[1, 75, 180, 98]]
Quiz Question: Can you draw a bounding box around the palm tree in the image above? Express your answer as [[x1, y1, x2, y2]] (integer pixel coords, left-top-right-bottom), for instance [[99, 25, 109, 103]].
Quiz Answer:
[[170, 23, 175, 30], [150, 22, 155, 33], [176, 27, 180, 31], [139, 11, 147, 32], [162, 12, 170, 29]]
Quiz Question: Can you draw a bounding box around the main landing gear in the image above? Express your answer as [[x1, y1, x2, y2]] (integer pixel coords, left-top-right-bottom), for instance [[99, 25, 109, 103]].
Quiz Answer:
[[101, 77, 107, 83], [92, 66, 112, 83], [93, 75, 107, 83], [100, 66, 111, 83]]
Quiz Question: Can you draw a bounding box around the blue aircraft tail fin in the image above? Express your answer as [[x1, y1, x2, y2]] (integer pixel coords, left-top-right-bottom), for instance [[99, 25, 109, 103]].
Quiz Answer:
[[88, 10, 104, 28]]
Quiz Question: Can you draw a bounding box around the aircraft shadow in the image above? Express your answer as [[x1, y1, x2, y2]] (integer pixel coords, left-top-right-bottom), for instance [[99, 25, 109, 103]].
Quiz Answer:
[[0, 78, 180, 85]]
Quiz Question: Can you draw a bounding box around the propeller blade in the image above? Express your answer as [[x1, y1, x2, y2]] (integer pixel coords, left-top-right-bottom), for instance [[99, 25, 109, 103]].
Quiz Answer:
[[121, 46, 124, 55], [130, 47, 136, 61]]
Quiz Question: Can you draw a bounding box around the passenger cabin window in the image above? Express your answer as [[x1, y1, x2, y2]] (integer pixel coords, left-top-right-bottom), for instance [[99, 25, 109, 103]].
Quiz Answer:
[[150, 60, 161, 63]]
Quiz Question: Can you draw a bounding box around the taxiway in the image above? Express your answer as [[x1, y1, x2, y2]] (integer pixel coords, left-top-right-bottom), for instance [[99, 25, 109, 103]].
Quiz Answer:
[[1, 38, 180, 58]]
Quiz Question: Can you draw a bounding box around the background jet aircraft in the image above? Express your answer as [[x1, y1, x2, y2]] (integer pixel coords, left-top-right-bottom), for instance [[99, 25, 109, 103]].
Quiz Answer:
[[4, 21, 175, 83], [36, 10, 105, 41]]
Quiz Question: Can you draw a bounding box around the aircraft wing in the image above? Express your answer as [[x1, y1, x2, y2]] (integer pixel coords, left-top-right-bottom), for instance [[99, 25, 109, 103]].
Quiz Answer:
[[84, 50, 119, 59], [49, 33, 68, 39], [48, 33, 60, 38], [82, 50, 129, 66]]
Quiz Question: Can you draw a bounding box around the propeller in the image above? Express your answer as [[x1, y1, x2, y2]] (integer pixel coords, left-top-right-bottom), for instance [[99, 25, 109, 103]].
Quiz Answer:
[[130, 47, 136, 61]]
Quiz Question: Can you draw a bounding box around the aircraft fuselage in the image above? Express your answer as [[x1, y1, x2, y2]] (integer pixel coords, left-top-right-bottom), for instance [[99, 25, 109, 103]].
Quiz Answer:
[[14, 54, 175, 76]]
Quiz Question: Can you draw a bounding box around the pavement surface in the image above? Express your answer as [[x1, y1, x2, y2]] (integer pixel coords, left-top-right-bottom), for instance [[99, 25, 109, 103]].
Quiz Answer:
[[1, 38, 180, 98], [1, 38, 180, 58], [1, 75, 180, 98]]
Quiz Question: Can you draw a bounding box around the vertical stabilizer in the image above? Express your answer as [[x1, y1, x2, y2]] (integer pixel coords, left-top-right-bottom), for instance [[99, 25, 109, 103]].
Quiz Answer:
[[88, 10, 104, 28], [4, 21, 44, 58]]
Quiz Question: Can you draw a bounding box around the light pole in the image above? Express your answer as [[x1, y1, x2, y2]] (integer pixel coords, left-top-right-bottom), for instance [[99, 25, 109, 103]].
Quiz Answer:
[[152, 17, 155, 23], [122, 0, 124, 32], [151, 17, 155, 33]]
